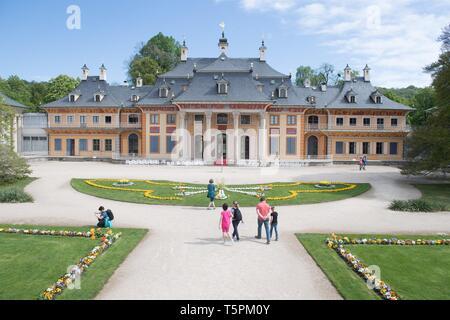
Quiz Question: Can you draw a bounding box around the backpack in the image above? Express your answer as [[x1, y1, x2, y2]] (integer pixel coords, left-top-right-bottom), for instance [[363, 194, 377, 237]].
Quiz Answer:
[[106, 209, 114, 221], [233, 208, 242, 221]]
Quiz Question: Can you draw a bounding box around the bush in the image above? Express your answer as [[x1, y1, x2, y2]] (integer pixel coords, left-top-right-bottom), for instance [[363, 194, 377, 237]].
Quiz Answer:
[[389, 199, 437, 212], [0, 187, 33, 203], [0, 144, 32, 184]]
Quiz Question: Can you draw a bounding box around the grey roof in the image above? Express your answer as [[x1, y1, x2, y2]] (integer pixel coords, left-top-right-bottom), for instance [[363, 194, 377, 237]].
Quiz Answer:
[[42, 58, 412, 111], [43, 76, 153, 108], [0, 92, 27, 109]]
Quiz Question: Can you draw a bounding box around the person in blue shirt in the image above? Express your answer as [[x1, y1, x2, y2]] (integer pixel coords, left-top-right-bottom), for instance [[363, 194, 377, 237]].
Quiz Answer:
[[95, 206, 112, 228], [207, 179, 216, 210]]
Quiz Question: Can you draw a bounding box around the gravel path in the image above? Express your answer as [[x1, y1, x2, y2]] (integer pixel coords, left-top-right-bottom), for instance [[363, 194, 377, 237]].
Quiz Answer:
[[0, 162, 448, 300]]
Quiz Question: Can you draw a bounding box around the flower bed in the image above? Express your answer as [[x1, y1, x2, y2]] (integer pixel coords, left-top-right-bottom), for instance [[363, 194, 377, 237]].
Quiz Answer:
[[0, 227, 121, 300], [325, 233, 450, 300]]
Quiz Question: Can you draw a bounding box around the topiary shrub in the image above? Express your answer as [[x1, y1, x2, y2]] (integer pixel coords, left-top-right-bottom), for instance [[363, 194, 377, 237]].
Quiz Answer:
[[0, 187, 33, 203], [389, 199, 436, 212]]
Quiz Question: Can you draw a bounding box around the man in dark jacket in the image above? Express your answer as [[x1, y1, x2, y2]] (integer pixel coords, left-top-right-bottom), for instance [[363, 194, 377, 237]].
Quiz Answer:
[[231, 201, 243, 241]]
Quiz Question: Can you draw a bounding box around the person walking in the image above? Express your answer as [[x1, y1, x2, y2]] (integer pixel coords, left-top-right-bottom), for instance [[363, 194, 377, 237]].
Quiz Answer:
[[270, 206, 279, 241], [359, 156, 364, 171], [231, 201, 243, 241], [207, 179, 216, 210], [255, 197, 271, 244], [363, 155, 368, 170], [219, 203, 233, 245]]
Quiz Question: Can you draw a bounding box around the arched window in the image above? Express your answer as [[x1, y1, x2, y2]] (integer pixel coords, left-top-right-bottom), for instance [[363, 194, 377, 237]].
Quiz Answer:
[[217, 113, 228, 125]]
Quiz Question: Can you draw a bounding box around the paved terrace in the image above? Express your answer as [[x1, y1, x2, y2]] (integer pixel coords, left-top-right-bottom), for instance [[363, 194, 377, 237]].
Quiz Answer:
[[0, 162, 449, 300]]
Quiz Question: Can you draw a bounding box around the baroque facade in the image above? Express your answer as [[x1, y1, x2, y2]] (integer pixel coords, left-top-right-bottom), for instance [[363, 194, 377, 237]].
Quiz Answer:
[[43, 34, 412, 164]]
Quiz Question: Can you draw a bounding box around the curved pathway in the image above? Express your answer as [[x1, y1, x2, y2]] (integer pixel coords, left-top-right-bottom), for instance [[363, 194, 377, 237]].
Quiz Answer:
[[0, 162, 449, 300]]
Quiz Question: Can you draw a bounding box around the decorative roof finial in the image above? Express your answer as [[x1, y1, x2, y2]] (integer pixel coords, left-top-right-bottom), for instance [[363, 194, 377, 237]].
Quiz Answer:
[[219, 21, 225, 38]]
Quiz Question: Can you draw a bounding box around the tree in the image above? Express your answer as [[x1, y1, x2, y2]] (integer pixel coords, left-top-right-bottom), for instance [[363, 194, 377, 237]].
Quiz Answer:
[[0, 144, 31, 183], [0, 97, 15, 148], [29, 81, 49, 111], [0, 75, 32, 106], [44, 75, 79, 103], [402, 24, 450, 175], [295, 66, 321, 86], [128, 32, 181, 85], [317, 63, 336, 85], [409, 87, 436, 126]]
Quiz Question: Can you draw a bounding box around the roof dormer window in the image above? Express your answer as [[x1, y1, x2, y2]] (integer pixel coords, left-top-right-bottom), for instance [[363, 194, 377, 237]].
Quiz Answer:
[[307, 96, 316, 104], [345, 89, 357, 103], [376, 96, 382, 104], [159, 87, 169, 98], [217, 77, 228, 95], [94, 93, 104, 102], [131, 95, 140, 102], [69, 94, 79, 102], [371, 90, 383, 104], [277, 85, 288, 98]]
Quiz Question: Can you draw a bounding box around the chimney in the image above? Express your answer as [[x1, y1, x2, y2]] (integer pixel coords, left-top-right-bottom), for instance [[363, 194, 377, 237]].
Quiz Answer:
[[344, 64, 352, 82], [81, 64, 89, 80], [136, 76, 143, 88], [363, 64, 371, 82], [320, 83, 327, 92], [181, 40, 188, 62], [259, 40, 267, 62], [99, 64, 107, 81]]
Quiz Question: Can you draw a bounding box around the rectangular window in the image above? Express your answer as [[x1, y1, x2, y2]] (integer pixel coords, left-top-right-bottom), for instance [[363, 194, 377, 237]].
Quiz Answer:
[[376, 142, 384, 155], [240, 115, 251, 125], [377, 118, 384, 128], [363, 118, 371, 126], [287, 115, 297, 125], [270, 115, 279, 125], [286, 137, 296, 155], [150, 136, 159, 153], [80, 115, 87, 124], [349, 142, 356, 154], [67, 115, 74, 124], [390, 142, 398, 155], [391, 118, 398, 126], [270, 136, 279, 155], [93, 116, 99, 124], [54, 115, 61, 124], [166, 136, 176, 153], [79, 139, 88, 151], [363, 142, 370, 154], [336, 142, 344, 154], [349, 118, 357, 126], [336, 117, 344, 126], [105, 139, 112, 152], [166, 114, 176, 125], [93, 139, 100, 151], [54, 139, 62, 151], [128, 114, 139, 124], [150, 114, 159, 125], [105, 116, 112, 124], [194, 115, 204, 122]]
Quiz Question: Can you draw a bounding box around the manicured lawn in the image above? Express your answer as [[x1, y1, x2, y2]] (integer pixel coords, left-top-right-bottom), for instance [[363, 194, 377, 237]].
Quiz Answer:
[[0, 225, 147, 300], [297, 233, 450, 300], [414, 184, 450, 211], [71, 178, 370, 207]]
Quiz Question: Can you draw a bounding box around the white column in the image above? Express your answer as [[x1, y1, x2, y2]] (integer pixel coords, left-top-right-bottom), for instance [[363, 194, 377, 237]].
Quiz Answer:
[[178, 112, 186, 160], [233, 111, 240, 165], [204, 111, 212, 164], [258, 111, 266, 162]]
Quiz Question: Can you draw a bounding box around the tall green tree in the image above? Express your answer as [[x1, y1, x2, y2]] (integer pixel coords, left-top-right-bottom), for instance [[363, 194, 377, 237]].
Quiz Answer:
[[0, 75, 32, 106], [128, 32, 181, 85], [402, 24, 450, 175], [0, 97, 15, 148], [44, 75, 79, 103], [409, 87, 436, 126]]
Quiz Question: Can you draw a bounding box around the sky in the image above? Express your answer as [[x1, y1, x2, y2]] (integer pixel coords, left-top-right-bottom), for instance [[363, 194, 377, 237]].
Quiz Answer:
[[0, 0, 449, 88]]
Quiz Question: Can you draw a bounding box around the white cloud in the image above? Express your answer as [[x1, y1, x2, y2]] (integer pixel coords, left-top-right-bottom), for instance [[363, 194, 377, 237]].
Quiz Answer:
[[237, 0, 450, 87]]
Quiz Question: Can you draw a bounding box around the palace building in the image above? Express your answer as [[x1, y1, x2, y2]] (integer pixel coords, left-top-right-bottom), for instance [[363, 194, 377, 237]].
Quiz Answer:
[[43, 33, 412, 164]]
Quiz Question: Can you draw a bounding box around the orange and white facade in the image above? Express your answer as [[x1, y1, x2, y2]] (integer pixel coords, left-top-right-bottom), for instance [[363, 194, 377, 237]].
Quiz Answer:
[[43, 35, 411, 164]]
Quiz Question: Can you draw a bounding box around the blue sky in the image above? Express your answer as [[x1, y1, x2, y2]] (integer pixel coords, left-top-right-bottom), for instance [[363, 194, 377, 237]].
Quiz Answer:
[[0, 0, 449, 87]]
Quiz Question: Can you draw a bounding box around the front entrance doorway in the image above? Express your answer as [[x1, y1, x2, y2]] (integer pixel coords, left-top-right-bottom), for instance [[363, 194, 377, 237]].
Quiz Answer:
[[217, 133, 227, 160], [194, 135, 204, 160], [128, 133, 139, 155], [66, 139, 75, 156], [241, 135, 250, 160], [307, 135, 318, 157]]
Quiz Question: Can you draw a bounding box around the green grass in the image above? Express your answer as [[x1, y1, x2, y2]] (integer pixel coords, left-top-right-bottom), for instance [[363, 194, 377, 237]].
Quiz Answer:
[[297, 234, 450, 300], [71, 179, 370, 207], [414, 184, 450, 211], [0, 224, 147, 300], [0, 177, 35, 203]]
